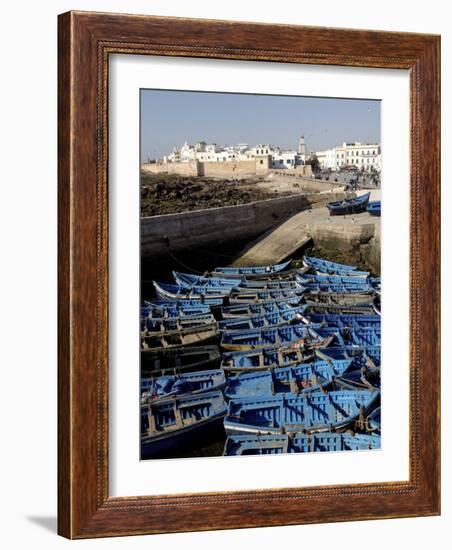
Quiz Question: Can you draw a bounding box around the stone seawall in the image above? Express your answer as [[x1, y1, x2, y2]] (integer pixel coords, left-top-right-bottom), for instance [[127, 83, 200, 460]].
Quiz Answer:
[[311, 221, 380, 273], [141, 192, 347, 258]]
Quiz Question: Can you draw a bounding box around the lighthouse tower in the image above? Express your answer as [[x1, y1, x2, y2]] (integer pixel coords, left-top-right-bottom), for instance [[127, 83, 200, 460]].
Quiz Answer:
[[298, 136, 306, 163]]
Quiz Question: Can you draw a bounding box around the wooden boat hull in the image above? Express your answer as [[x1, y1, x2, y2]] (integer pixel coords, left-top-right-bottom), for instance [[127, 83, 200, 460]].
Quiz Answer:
[[307, 313, 380, 327], [141, 322, 219, 351], [229, 288, 305, 304], [221, 344, 318, 371], [141, 345, 221, 376], [220, 325, 321, 351], [224, 390, 380, 436], [315, 346, 381, 368], [141, 369, 226, 404], [367, 201, 381, 216], [153, 281, 226, 305], [327, 192, 370, 216], [303, 255, 370, 277], [141, 313, 216, 334], [302, 303, 378, 315], [173, 271, 241, 289], [317, 327, 381, 347], [219, 308, 305, 332], [304, 292, 376, 306], [221, 297, 303, 318], [213, 259, 292, 276], [143, 301, 211, 318], [141, 390, 227, 458], [224, 359, 354, 398], [300, 282, 374, 293], [176, 271, 303, 290], [141, 414, 225, 459], [205, 266, 309, 281], [297, 273, 370, 285], [224, 433, 381, 455]]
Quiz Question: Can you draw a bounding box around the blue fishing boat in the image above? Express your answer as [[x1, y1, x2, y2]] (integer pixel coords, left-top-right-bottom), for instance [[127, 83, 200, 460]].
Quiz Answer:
[[296, 273, 369, 285], [300, 281, 374, 294], [153, 281, 226, 305], [221, 296, 303, 318], [224, 390, 380, 435], [304, 292, 376, 306], [315, 346, 381, 368], [213, 259, 292, 276], [141, 313, 217, 334], [306, 313, 380, 330], [173, 271, 241, 289], [303, 303, 377, 316], [224, 359, 354, 398], [219, 307, 306, 332], [233, 279, 301, 290], [175, 271, 301, 291], [367, 201, 381, 216], [221, 344, 319, 371], [141, 369, 226, 404], [229, 287, 306, 304], [143, 301, 212, 318], [205, 266, 309, 281], [141, 390, 227, 458], [223, 432, 381, 455], [141, 321, 219, 351], [327, 192, 370, 216], [221, 325, 323, 351], [303, 255, 370, 277], [317, 326, 381, 347], [141, 345, 221, 376]]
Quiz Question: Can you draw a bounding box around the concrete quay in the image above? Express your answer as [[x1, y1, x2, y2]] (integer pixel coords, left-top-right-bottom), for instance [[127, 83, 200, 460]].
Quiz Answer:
[[233, 192, 380, 272]]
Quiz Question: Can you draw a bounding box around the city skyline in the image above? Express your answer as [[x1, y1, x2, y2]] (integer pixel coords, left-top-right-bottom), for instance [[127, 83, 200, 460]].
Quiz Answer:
[[140, 89, 381, 160]]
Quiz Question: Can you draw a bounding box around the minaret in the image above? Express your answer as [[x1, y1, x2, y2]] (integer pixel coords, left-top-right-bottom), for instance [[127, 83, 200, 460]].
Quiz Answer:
[[298, 135, 306, 157]]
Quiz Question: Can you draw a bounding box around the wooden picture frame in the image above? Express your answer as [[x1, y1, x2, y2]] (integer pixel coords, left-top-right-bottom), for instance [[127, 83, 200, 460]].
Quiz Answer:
[[58, 11, 440, 538]]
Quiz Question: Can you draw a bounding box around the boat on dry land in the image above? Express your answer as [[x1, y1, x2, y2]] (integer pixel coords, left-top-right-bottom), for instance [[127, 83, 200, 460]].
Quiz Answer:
[[326, 192, 371, 216]]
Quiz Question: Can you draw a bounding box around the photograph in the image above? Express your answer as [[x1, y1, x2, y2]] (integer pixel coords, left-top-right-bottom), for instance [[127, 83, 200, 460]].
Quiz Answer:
[[139, 89, 382, 460]]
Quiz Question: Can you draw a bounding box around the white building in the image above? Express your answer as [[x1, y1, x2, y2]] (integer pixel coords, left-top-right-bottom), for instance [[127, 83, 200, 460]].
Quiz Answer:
[[161, 136, 307, 168], [315, 142, 381, 172]]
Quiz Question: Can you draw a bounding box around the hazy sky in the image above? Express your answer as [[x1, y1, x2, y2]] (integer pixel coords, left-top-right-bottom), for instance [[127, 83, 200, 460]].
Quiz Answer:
[[140, 89, 380, 160]]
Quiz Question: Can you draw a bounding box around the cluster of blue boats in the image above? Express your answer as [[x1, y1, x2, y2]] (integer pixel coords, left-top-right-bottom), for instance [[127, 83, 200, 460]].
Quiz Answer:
[[140, 255, 381, 459]]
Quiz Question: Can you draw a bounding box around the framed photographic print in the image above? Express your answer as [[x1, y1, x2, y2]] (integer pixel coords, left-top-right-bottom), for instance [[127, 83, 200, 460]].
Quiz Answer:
[[58, 11, 440, 538]]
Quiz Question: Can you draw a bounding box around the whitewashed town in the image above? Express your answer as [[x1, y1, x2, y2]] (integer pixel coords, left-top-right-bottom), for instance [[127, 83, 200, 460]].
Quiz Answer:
[[155, 137, 381, 173]]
